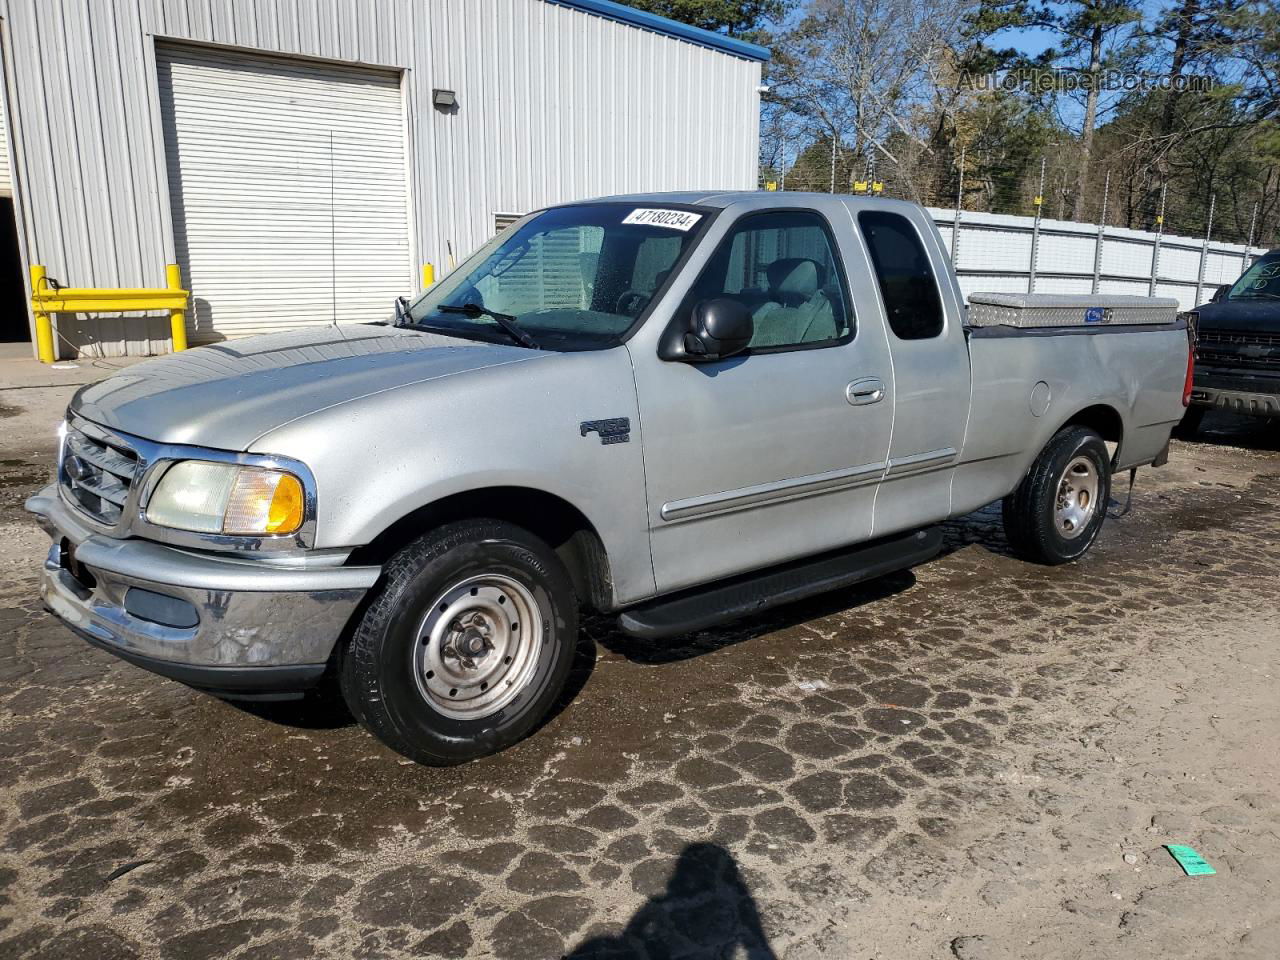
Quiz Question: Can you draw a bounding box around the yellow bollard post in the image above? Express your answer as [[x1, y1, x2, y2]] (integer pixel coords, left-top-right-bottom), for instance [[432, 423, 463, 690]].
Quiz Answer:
[[30, 265, 56, 363], [166, 263, 188, 352], [422, 263, 435, 289]]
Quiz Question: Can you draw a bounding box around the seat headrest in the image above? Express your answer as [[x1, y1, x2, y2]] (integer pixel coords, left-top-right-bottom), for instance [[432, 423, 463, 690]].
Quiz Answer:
[[766, 258, 823, 301]]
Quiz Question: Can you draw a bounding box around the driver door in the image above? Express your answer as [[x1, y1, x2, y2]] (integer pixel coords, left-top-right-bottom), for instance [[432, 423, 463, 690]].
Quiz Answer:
[[629, 207, 896, 595]]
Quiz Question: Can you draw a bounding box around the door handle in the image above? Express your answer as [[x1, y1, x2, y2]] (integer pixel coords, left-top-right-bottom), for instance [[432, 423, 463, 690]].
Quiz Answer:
[[846, 378, 885, 406]]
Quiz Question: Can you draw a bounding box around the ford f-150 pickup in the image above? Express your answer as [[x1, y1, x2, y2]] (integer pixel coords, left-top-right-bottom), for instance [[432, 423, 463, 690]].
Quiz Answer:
[[27, 193, 1195, 765]]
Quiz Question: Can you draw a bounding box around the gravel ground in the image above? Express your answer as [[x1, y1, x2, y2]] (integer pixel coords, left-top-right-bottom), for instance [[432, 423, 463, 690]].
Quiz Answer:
[[1, 377, 1277, 960]]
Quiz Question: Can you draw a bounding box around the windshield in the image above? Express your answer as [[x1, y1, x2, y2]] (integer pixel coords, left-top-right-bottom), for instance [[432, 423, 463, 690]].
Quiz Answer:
[[1226, 256, 1280, 301], [406, 202, 714, 350]]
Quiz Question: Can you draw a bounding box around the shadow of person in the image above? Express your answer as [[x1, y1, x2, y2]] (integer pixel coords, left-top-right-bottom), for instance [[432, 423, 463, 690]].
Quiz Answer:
[[565, 843, 778, 959]]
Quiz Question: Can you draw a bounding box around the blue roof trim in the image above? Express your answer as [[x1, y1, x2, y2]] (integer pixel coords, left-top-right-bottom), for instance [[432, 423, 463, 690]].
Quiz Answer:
[[546, 0, 771, 62]]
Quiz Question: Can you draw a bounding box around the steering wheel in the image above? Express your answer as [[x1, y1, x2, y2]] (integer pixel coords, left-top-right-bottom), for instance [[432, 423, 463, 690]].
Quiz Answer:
[[615, 290, 652, 316]]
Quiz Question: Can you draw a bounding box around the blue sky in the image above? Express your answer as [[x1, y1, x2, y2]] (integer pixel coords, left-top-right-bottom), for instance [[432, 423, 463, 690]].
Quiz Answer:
[[991, 0, 1168, 60], [986, 0, 1169, 126], [997, 24, 1055, 58]]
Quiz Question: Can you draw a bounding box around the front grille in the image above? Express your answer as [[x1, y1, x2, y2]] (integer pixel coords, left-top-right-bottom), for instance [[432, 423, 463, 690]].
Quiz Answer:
[[1199, 329, 1280, 347], [1196, 329, 1280, 370], [61, 423, 139, 526]]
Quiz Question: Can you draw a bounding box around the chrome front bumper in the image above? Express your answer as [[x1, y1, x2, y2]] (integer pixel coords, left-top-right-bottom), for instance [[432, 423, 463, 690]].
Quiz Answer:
[[25, 485, 380, 698]]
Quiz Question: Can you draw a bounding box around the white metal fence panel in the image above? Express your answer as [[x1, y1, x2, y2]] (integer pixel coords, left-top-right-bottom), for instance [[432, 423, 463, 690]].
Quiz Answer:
[[1035, 275, 1090, 295], [1205, 249, 1249, 287], [1105, 237, 1155, 278], [1041, 231, 1095, 276], [1161, 245, 1203, 283], [928, 208, 1268, 310], [1099, 278, 1154, 296]]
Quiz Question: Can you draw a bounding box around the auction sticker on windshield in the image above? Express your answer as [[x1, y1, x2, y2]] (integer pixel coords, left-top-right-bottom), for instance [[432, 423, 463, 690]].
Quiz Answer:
[[622, 208, 703, 231]]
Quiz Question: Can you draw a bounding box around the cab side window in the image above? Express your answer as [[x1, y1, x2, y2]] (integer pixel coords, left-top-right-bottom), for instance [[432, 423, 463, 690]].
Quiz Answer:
[[857, 211, 944, 340], [680, 211, 853, 351]]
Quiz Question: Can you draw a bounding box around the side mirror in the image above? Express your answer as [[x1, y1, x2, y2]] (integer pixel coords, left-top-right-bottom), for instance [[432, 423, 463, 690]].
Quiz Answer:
[[662, 298, 754, 362], [1210, 284, 1230, 303]]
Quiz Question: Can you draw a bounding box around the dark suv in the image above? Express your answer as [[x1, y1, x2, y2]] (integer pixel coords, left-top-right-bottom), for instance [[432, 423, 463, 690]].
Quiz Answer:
[[1183, 249, 1280, 433]]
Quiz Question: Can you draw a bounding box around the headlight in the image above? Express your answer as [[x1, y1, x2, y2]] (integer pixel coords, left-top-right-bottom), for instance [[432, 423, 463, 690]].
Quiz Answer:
[[146, 461, 306, 536]]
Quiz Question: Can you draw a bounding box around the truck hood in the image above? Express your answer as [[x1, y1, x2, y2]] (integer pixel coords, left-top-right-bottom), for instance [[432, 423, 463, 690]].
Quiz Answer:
[[70, 325, 537, 450], [1193, 299, 1280, 333]]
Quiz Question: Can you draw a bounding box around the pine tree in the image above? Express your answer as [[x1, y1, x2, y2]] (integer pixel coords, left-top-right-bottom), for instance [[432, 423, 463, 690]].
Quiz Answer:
[[1031, 0, 1144, 218]]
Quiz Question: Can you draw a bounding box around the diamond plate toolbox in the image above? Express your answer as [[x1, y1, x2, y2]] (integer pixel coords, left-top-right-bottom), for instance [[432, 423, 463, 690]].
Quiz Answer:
[[966, 293, 1180, 328]]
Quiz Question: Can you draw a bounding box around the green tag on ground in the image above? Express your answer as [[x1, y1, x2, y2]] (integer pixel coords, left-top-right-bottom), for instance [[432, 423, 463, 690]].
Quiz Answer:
[[1166, 844, 1216, 876]]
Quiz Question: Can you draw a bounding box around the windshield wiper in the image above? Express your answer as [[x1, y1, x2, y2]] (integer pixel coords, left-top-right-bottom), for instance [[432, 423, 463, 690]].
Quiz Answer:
[[436, 303, 541, 350]]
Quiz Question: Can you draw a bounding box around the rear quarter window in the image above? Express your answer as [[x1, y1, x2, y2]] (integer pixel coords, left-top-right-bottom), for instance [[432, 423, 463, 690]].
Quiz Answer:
[[857, 211, 944, 340]]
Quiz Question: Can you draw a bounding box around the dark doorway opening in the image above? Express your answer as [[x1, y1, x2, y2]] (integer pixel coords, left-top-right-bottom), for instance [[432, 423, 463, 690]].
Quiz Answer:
[[0, 196, 28, 342]]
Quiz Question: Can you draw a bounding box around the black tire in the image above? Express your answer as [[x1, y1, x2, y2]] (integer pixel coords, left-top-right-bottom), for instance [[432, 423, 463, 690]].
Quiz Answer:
[[1002, 426, 1112, 565], [1174, 405, 1206, 439], [340, 519, 578, 765]]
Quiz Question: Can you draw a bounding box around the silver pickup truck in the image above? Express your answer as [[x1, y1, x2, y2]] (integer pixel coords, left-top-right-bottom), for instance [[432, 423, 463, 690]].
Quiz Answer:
[[27, 193, 1194, 765]]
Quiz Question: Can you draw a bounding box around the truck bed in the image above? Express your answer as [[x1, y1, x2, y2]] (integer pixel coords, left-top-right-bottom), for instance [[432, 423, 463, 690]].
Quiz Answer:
[[951, 307, 1190, 519]]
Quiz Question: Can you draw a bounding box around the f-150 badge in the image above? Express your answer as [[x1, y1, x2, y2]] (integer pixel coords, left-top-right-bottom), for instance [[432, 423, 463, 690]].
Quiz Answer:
[[580, 418, 631, 445]]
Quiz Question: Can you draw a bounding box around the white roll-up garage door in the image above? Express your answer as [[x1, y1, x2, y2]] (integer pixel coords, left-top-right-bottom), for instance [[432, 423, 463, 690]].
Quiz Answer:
[[157, 45, 411, 342]]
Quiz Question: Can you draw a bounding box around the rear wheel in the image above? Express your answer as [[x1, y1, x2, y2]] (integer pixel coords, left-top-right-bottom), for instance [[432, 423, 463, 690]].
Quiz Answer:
[[1002, 426, 1112, 565], [341, 519, 578, 765]]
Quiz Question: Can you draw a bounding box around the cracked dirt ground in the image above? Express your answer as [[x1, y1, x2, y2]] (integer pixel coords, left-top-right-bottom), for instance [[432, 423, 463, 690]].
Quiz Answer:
[[1, 379, 1278, 960]]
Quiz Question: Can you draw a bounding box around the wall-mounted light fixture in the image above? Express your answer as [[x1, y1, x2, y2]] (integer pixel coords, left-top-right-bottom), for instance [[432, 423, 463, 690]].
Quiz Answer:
[[432, 88, 457, 110]]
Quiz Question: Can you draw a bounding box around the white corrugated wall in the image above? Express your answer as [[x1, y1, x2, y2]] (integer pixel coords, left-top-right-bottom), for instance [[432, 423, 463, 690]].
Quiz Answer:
[[0, 0, 763, 357], [0, 71, 10, 196]]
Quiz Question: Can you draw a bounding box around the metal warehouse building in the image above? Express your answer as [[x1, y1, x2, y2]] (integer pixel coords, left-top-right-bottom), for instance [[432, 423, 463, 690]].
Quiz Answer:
[[0, 0, 766, 358]]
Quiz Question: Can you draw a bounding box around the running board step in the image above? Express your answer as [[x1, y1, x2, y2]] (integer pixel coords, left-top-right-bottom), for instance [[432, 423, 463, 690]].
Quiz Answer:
[[618, 526, 943, 639]]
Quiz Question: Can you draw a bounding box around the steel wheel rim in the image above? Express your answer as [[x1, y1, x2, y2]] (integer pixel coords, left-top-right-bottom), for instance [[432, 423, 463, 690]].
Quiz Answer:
[[413, 574, 544, 720], [1055, 455, 1099, 540]]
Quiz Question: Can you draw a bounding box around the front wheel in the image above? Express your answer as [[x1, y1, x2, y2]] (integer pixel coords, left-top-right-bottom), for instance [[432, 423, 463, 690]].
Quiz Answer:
[[1002, 426, 1112, 565], [340, 519, 578, 765]]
